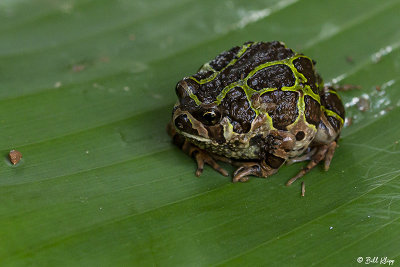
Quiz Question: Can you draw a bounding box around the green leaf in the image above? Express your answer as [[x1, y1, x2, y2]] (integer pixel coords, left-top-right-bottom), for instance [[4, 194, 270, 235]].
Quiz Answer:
[[1, 0, 400, 265]]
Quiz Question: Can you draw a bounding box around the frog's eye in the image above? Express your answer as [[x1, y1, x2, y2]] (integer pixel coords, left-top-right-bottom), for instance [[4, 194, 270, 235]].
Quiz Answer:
[[202, 109, 221, 125]]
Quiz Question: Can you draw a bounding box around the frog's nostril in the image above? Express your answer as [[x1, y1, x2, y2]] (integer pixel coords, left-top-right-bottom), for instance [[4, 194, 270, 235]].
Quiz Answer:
[[175, 79, 199, 100], [175, 81, 188, 99], [174, 114, 198, 135]]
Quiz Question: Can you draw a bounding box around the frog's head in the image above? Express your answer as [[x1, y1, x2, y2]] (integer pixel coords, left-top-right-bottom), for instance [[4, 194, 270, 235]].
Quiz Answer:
[[172, 79, 228, 147]]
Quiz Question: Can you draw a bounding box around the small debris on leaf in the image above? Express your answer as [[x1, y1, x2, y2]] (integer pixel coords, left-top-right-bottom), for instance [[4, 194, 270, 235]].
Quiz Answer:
[[344, 117, 353, 127], [375, 85, 381, 91], [385, 106, 393, 112], [345, 56, 354, 64], [54, 81, 62, 88], [99, 56, 109, 63], [72, 64, 85, 72], [301, 182, 305, 197], [9, 150, 22, 165], [335, 84, 361, 91], [357, 97, 370, 112]]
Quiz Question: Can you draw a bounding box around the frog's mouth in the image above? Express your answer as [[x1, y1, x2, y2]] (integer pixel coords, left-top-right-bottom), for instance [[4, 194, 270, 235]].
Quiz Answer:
[[181, 132, 212, 144]]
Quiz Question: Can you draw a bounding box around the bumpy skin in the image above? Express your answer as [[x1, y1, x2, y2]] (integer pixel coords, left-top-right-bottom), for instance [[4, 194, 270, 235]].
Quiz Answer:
[[168, 41, 345, 185]]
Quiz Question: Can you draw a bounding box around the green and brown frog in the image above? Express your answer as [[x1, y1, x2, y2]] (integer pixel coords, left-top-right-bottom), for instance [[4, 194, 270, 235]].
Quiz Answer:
[[167, 41, 345, 185]]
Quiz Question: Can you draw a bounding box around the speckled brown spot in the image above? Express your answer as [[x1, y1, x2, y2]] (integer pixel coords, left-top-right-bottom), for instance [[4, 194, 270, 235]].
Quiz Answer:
[[304, 95, 321, 126], [293, 57, 319, 94], [9, 150, 22, 165], [247, 64, 295, 90], [221, 87, 255, 133], [260, 90, 299, 130]]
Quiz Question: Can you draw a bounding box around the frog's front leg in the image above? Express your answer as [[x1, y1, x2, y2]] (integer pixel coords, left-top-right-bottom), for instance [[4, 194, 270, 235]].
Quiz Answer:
[[284, 85, 345, 186], [232, 154, 286, 183], [167, 121, 229, 177]]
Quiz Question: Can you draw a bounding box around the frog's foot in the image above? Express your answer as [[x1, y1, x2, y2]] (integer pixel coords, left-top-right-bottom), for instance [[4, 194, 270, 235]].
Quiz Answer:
[[182, 141, 229, 177], [286, 141, 337, 186], [232, 161, 278, 183], [167, 121, 228, 177]]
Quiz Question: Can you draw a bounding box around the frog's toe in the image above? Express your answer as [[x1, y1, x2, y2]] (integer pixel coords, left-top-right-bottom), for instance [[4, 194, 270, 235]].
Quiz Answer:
[[232, 161, 278, 183], [286, 142, 337, 186], [323, 141, 337, 171], [233, 165, 260, 183], [193, 150, 229, 177], [181, 139, 229, 177], [194, 153, 205, 177]]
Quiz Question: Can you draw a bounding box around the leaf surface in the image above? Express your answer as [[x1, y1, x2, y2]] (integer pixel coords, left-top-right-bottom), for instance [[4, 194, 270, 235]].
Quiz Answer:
[[1, 0, 400, 265]]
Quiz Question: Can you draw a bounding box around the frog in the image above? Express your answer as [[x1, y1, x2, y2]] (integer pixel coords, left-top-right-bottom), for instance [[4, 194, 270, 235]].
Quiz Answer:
[[167, 41, 345, 185]]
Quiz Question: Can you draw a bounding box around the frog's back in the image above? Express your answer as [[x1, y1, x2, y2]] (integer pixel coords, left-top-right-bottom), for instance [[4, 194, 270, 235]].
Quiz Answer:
[[185, 41, 323, 137]]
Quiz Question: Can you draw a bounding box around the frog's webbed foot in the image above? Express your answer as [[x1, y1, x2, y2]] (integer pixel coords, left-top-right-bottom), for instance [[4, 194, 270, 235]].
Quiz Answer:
[[286, 141, 337, 186], [232, 161, 279, 183], [182, 141, 229, 177]]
